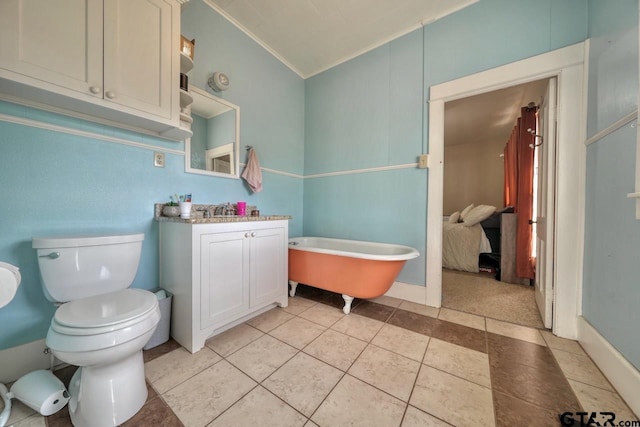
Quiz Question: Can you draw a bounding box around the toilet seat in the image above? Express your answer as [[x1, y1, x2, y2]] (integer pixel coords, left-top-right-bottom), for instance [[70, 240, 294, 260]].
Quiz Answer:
[[47, 307, 160, 354], [52, 289, 158, 336]]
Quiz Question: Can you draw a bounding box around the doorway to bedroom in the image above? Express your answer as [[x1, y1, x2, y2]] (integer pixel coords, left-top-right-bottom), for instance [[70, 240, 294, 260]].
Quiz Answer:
[[440, 78, 551, 330], [426, 42, 586, 338]]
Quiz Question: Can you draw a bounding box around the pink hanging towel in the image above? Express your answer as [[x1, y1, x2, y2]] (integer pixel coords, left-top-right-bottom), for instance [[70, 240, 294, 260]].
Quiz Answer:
[[241, 147, 263, 193]]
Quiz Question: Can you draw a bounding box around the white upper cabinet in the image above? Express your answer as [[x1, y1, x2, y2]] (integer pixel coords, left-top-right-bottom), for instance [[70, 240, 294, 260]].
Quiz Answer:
[[0, 0, 103, 96], [103, 0, 174, 118], [0, 0, 188, 140]]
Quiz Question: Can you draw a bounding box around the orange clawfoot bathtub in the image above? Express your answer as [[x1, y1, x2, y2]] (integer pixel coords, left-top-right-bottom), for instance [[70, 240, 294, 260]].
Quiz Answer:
[[288, 237, 419, 314]]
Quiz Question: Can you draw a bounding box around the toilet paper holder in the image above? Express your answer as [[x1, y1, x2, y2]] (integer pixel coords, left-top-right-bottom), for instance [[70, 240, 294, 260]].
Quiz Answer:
[[1, 370, 70, 426], [0, 263, 68, 426]]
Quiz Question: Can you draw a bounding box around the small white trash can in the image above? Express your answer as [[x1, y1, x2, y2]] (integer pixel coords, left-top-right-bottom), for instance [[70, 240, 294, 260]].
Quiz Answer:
[[144, 289, 172, 350]]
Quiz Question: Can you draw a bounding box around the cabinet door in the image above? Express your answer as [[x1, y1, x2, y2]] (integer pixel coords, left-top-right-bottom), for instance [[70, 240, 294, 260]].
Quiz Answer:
[[200, 231, 250, 329], [103, 0, 176, 119], [250, 227, 286, 308], [0, 0, 103, 97]]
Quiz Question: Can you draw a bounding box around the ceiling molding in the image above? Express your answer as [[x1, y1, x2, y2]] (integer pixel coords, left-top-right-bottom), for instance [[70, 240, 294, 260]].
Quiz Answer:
[[202, 0, 305, 78]]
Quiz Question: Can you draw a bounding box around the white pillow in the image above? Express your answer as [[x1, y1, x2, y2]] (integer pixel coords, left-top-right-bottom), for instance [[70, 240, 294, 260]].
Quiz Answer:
[[463, 205, 496, 226], [449, 211, 460, 223], [460, 204, 474, 219]]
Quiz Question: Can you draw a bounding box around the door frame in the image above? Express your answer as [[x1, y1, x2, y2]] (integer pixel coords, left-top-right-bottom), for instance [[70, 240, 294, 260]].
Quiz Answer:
[[425, 42, 587, 338]]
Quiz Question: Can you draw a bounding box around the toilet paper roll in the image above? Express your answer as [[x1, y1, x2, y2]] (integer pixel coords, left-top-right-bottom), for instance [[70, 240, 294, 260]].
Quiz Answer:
[[27, 389, 69, 416], [0, 262, 20, 309]]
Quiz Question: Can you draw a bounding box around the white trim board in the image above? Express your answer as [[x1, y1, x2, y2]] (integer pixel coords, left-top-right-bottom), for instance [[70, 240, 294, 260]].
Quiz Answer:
[[383, 281, 426, 305], [0, 112, 185, 156], [584, 110, 637, 147], [304, 163, 419, 179], [0, 339, 64, 383], [426, 42, 588, 339], [577, 317, 640, 417], [1, 112, 306, 179]]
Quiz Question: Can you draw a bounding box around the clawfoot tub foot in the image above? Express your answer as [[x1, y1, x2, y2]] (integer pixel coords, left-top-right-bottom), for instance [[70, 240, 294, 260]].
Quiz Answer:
[[289, 280, 298, 297], [342, 294, 354, 314]]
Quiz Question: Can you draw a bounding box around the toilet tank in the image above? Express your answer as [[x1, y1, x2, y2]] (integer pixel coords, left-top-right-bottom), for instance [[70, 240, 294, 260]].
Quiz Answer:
[[32, 233, 144, 303]]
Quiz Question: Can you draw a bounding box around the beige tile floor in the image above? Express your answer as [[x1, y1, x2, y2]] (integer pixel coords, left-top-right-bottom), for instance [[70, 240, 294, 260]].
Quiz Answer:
[[5, 293, 638, 427]]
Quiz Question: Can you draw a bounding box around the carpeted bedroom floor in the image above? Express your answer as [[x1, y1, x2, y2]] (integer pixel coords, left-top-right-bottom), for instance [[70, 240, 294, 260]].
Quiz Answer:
[[442, 269, 545, 329]]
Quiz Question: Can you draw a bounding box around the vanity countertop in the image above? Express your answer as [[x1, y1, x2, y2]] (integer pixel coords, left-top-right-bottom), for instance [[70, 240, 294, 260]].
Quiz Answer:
[[154, 203, 290, 224], [155, 215, 291, 224]]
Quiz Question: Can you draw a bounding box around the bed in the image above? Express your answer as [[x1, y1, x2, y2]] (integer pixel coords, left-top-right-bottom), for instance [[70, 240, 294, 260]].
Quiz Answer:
[[442, 220, 493, 273], [442, 205, 513, 275]]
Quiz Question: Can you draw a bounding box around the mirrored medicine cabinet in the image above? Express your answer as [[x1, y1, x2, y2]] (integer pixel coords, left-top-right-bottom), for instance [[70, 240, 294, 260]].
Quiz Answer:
[[185, 87, 240, 179]]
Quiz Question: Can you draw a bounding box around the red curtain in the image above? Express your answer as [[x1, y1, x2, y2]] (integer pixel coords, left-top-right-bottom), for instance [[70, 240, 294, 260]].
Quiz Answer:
[[503, 107, 536, 280], [503, 121, 519, 207], [516, 106, 536, 279]]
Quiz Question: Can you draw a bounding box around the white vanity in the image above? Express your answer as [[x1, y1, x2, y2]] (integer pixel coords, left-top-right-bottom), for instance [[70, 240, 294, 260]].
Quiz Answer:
[[159, 217, 290, 353]]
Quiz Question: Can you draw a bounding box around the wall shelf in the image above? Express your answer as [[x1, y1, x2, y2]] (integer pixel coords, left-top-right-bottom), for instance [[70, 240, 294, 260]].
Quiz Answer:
[[180, 52, 194, 73]]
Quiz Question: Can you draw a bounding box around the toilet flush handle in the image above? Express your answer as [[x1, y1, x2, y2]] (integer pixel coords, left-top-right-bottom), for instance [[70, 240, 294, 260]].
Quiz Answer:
[[39, 252, 60, 259]]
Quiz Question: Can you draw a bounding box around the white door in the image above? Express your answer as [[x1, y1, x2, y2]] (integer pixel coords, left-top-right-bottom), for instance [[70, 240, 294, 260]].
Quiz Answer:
[[534, 77, 557, 329]]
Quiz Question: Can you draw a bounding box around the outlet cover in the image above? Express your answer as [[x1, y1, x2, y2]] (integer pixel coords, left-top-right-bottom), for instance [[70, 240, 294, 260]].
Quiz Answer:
[[154, 152, 165, 168], [418, 154, 428, 169]]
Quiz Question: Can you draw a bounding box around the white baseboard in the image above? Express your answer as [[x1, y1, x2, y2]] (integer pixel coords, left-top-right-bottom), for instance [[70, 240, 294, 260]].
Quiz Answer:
[[0, 339, 64, 383], [384, 281, 427, 305], [577, 316, 640, 417]]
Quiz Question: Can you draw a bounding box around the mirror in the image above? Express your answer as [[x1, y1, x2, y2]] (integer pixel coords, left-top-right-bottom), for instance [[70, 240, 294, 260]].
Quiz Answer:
[[185, 87, 240, 178]]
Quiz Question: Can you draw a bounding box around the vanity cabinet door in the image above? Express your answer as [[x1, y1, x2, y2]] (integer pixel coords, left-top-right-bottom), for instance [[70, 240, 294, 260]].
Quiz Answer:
[[200, 231, 250, 329], [0, 0, 103, 97], [249, 227, 286, 308]]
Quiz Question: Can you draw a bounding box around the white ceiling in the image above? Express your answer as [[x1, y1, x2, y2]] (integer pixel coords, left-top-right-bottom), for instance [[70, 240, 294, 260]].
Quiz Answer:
[[444, 79, 550, 148], [200, 0, 548, 150], [204, 0, 478, 78]]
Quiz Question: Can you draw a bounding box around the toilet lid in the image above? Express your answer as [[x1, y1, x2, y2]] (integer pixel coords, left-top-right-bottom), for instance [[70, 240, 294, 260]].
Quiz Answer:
[[54, 289, 158, 329]]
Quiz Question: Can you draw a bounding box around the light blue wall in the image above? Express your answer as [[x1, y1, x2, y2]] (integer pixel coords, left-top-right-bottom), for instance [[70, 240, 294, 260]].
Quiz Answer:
[[181, 0, 305, 176], [423, 0, 588, 88], [207, 110, 235, 149], [583, 0, 640, 369], [0, 0, 304, 350], [191, 114, 207, 169], [303, 0, 587, 286], [304, 29, 425, 285]]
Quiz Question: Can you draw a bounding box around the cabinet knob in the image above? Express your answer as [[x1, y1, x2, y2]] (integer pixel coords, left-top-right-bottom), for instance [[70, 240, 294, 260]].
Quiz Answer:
[[244, 232, 250, 238], [89, 86, 101, 94], [251, 232, 256, 237], [105, 91, 116, 99]]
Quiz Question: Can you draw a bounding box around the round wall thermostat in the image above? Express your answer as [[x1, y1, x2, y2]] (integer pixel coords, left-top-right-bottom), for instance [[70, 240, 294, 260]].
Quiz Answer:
[[208, 72, 230, 92]]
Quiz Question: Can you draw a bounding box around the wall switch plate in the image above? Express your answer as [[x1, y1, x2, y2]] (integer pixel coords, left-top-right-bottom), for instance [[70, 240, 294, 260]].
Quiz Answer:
[[154, 152, 165, 168], [418, 154, 428, 169]]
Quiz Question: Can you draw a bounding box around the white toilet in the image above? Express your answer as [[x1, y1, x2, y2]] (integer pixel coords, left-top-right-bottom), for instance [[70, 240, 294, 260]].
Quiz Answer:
[[32, 233, 160, 427]]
